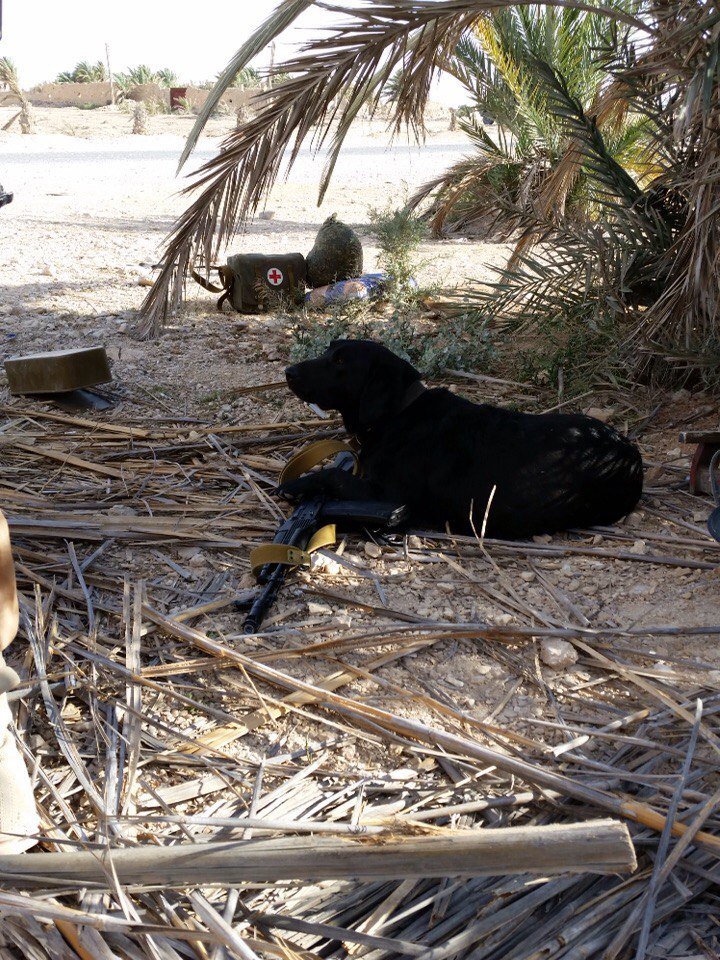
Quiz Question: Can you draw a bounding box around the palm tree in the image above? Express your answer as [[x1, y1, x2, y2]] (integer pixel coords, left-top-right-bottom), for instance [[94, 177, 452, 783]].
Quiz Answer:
[[56, 60, 107, 83], [114, 65, 178, 89], [230, 66, 261, 88], [0, 57, 34, 134], [155, 68, 179, 88], [463, 8, 720, 382], [405, 7, 652, 238], [136, 0, 718, 375]]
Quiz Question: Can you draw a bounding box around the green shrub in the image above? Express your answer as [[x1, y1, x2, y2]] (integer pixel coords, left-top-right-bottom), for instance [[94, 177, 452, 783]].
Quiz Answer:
[[292, 204, 492, 377], [290, 303, 494, 379], [368, 205, 427, 299]]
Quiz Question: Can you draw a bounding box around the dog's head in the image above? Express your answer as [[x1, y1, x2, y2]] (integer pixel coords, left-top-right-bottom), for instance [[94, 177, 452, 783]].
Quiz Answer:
[[285, 339, 421, 434]]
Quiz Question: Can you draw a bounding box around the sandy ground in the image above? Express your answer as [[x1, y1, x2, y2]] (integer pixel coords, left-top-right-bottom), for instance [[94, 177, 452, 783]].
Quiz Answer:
[[1, 106, 719, 767]]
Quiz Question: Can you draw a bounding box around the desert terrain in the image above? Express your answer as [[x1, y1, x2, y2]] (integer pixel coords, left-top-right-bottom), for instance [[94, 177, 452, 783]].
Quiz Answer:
[[0, 105, 718, 956], [2, 105, 719, 722], [0, 108, 720, 808]]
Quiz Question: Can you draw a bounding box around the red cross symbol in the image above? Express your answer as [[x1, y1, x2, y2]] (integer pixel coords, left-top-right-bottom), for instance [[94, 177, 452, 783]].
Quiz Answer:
[[267, 267, 284, 286]]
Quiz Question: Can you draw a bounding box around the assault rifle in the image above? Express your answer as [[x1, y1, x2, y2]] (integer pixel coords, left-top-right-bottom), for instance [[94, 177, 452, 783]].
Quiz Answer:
[[241, 453, 407, 633]]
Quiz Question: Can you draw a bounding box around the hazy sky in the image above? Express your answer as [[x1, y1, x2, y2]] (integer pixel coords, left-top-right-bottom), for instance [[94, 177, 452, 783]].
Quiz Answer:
[[2, 0, 464, 103]]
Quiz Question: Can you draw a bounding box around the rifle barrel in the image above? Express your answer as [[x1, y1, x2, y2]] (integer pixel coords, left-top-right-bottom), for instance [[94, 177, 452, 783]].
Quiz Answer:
[[243, 563, 288, 634]]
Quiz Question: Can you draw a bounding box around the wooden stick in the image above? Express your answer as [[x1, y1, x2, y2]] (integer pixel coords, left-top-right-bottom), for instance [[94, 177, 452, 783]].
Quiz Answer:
[[0, 821, 636, 889], [144, 608, 720, 854]]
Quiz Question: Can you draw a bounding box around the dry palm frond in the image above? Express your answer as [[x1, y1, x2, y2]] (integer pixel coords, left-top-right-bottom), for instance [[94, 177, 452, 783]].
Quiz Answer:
[[177, 0, 318, 173], [619, 2, 720, 354], [136, 0, 652, 338], [0, 58, 34, 135], [3, 393, 720, 958], [0, 57, 25, 104]]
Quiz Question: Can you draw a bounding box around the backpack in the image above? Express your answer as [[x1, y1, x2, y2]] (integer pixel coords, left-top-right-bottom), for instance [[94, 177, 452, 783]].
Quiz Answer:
[[193, 253, 307, 313], [306, 215, 363, 288]]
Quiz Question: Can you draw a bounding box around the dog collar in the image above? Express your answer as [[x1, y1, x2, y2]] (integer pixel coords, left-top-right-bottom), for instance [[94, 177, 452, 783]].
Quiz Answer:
[[398, 380, 427, 412]]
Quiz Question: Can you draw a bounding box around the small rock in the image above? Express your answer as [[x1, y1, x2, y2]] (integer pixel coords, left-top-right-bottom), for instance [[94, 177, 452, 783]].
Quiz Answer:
[[445, 675, 464, 688], [311, 554, 341, 576], [540, 638, 579, 670], [0, 665, 20, 694], [188, 552, 206, 568], [533, 534, 552, 545], [586, 406, 614, 423], [331, 613, 353, 627], [651, 661, 674, 674], [37, 262, 56, 277], [364, 541, 382, 559], [389, 768, 416, 781], [307, 601, 332, 616], [520, 571, 535, 582], [407, 535, 423, 550], [137, 275, 154, 287], [107, 504, 137, 517], [629, 539, 647, 555]]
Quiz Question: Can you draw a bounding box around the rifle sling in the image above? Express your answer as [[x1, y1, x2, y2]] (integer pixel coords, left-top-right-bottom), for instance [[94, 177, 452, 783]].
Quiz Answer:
[[279, 439, 358, 486], [249, 524, 337, 577], [251, 440, 360, 578]]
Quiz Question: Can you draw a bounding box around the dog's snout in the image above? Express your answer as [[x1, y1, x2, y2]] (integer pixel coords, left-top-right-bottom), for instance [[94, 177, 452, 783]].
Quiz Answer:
[[285, 364, 300, 386]]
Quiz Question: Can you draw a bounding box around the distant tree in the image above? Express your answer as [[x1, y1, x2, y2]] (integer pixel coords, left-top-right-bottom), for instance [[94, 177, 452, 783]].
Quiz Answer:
[[155, 68, 179, 88], [229, 66, 261, 88], [56, 60, 107, 83], [114, 65, 179, 92]]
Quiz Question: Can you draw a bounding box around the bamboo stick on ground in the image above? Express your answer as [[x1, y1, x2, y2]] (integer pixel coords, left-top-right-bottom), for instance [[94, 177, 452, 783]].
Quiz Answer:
[[0, 820, 636, 889], [142, 606, 720, 854]]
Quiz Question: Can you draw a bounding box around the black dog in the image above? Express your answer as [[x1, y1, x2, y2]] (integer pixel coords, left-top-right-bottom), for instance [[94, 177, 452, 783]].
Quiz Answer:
[[283, 340, 643, 539]]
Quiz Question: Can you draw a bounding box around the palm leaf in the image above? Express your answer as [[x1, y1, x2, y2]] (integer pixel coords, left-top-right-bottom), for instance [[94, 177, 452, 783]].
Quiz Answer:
[[0, 57, 25, 103], [177, 0, 317, 173], [137, 0, 653, 336]]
